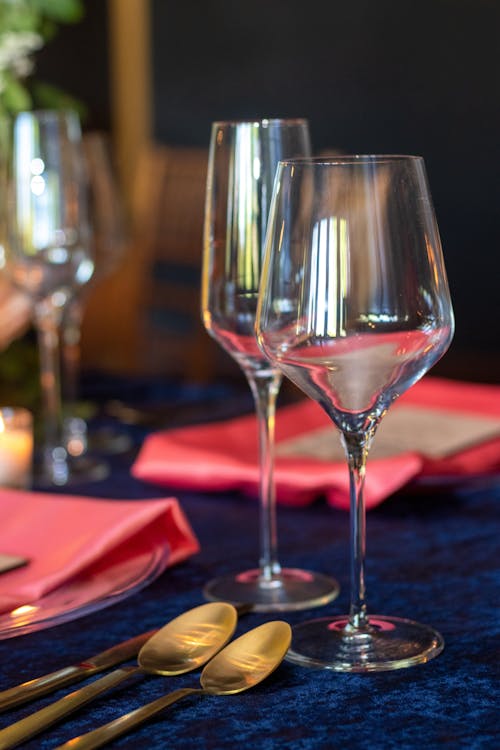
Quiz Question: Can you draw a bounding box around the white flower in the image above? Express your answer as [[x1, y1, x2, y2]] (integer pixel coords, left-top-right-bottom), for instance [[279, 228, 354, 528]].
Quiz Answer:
[[0, 30, 44, 77]]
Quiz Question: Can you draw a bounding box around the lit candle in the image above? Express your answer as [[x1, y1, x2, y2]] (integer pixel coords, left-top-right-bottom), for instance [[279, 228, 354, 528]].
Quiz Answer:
[[0, 408, 33, 490]]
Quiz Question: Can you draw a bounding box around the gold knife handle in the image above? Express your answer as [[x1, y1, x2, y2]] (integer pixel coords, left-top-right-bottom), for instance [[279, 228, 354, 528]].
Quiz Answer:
[[0, 666, 140, 750], [55, 687, 202, 750], [0, 665, 100, 713], [0, 629, 155, 714]]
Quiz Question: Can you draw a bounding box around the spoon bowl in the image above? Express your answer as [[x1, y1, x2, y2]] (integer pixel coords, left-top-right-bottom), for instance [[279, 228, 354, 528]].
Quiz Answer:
[[139, 602, 238, 675], [201, 620, 292, 694]]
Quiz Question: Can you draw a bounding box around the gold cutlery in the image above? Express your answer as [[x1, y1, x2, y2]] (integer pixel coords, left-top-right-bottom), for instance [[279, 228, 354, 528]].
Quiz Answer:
[[0, 629, 155, 713], [57, 621, 291, 750], [0, 602, 252, 714], [0, 602, 237, 750]]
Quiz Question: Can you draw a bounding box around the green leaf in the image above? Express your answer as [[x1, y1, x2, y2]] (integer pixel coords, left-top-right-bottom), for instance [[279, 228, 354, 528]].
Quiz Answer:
[[31, 0, 85, 24], [38, 18, 58, 41], [31, 80, 88, 121], [0, 5, 40, 33], [1, 77, 33, 113]]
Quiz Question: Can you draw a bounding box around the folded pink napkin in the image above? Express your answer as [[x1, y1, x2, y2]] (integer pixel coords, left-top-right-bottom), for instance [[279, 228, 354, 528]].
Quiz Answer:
[[0, 491, 199, 614], [132, 377, 500, 511]]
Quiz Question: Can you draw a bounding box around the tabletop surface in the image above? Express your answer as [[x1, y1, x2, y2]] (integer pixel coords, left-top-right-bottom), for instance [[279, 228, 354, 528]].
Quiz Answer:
[[0, 379, 498, 749]]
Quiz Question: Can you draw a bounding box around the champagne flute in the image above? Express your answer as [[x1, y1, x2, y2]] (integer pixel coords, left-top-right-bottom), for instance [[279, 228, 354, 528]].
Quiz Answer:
[[3, 110, 96, 487], [256, 155, 454, 669], [201, 119, 340, 611]]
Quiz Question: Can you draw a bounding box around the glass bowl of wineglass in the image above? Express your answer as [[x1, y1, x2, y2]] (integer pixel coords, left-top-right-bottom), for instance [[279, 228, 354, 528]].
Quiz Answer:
[[61, 130, 130, 462]]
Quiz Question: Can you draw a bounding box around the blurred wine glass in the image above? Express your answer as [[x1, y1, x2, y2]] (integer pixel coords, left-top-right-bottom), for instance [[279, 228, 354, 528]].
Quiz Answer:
[[61, 131, 131, 459], [256, 155, 454, 669], [202, 119, 340, 611], [2, 110, 100, 487]]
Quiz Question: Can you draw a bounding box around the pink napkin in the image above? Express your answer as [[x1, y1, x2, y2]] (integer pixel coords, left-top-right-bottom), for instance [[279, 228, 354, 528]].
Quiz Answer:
[[0, 491, 199, 614], [132, 377, 500, 511]]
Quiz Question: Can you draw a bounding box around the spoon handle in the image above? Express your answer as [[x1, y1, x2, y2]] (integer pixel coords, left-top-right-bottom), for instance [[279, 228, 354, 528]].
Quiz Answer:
[[0, 666, 139, 750], [55, 687, 202, 750]]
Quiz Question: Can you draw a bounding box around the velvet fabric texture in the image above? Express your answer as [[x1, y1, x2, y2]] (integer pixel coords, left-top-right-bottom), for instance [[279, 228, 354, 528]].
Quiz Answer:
[[0, 380, 497, 749]]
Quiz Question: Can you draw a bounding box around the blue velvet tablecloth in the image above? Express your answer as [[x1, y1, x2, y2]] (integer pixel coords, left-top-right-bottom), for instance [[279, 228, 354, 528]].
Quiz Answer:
[[0, 382, 498, 749]]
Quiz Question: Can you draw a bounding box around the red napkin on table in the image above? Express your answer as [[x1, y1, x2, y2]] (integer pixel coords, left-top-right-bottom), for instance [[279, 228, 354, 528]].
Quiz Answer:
[[132, 377, 500, 511], [0, 491, 199, 614]]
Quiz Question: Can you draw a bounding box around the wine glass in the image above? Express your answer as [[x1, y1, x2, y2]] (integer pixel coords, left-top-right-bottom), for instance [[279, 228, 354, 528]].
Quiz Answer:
[[61, 131, 130, 460], [256, 155, 454, 669], [201, 119, 340, 611], [2, 110, 97, 487]]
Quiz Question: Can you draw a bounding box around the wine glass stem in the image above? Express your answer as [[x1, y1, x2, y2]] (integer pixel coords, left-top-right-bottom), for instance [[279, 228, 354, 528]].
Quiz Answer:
[[34, 298, 67, 482], [247, 370, 282, 581], [343, 432, 372, 629], [61, 296, 84, 408]]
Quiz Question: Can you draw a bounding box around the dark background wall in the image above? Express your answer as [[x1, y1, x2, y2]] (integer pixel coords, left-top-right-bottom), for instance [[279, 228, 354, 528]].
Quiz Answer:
[[36, 0, 110, 132], [37, 0, 500, 382]]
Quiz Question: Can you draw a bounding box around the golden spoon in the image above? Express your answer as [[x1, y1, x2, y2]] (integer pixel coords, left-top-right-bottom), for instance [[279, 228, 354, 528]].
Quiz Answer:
[[56, 620, 292, 750], [0, 602, 238, 750]]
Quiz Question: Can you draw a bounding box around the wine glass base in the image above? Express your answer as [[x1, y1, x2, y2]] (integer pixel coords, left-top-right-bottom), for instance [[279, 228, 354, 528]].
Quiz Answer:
[[33, 454, 110, 488], [203, 568, 340, 613], [286, 614, 444, 672], [64, 415, 133, 457], [88, 425, 133, 456]]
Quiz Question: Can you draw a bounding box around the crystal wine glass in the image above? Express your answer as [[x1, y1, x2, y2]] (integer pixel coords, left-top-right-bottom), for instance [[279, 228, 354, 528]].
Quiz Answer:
[[201, 119, 340, 611], [256, 155, 454, 668], [61, 131, 130, 461], [3, 110, 96, 487]]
